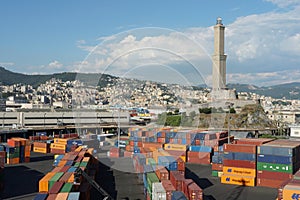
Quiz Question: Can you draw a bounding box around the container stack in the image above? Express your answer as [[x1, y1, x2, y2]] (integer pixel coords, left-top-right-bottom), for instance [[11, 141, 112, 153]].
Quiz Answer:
[[221, 143, 257, 186], [35, 147, 97, 200], [3, 138, 31, 164], [33, 141, 51, 154], [211, 147, 224, 177], [187, 145, 212, 165], [257, 139, 300, 188]]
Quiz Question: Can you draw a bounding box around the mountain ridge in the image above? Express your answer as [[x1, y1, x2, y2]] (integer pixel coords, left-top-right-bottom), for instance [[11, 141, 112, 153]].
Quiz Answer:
[[1, 67, 299, 99]]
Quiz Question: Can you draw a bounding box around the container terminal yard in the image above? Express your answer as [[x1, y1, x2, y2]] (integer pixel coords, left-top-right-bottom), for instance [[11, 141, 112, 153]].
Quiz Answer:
[[1, 127, 300, 200]]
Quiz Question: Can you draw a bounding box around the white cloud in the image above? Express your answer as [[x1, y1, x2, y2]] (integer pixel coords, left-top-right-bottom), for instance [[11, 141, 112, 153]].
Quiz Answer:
[[74, 4, 300, 86], [264, 0, 300, 8], [0, 62, 14, 67], [226, 70, 300, 86], [48, 60, 63, 69]]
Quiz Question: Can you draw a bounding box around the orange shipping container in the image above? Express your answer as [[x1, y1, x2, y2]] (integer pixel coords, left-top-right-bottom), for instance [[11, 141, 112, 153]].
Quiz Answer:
[[50, 143, 66, 150], [33, 147, 48, 153], [223, 166, 256, 177], [39, 172, 56, 192], [221, 174, 255, 187], [282, 185, 300, 200]]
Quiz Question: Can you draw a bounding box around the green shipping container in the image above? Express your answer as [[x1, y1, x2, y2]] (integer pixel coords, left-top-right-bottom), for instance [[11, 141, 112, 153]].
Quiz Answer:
[[146, 172, 159, 193], [74, 162, 80, 167], [257, 162, 293, 173], [211, 170, 219, 177], [79, 162, 88, 167], [148, 158, 156, 166], [60, 182, 73, 193], [48, 172, 64, 190]]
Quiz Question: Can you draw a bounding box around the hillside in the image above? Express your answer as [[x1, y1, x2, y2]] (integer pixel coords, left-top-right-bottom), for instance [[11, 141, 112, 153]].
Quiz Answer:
[[228, 82, 300, 100], [0, 67, 117, 88]]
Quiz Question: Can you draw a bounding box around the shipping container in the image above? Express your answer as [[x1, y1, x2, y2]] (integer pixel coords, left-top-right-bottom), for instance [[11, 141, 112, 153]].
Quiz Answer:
[[223, 166, 256, 177], [170, 171, 184, 191], [256, 178, 286, 188], [171, 191, 188, 200], [221, 174, 256, 186], [48, 181, 64, 194], [257, 162, 293, 174], [223, 152, 256, 161], [223, 159, 256, 169], [223, 143, 256, 154], [257, 170, 293, 181], [189, 146, 212, 153], [39, 172, 56, 192], [162, 180, 176, 200], [152, 182, 167, 200], [34, 193, 48, 200], [187, 182, 203, 200], [55, 193, 69, 200], [257, 154, 294, 165], [67, 192, 80, 200]]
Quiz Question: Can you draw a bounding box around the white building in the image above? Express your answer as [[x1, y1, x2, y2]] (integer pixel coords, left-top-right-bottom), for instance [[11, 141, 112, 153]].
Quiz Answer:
[[290, 125, 300, 137]]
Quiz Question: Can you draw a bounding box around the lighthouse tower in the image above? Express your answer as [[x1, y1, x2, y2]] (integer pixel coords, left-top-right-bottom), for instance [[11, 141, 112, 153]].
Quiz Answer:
[[211, 17, 237, 101], [212, 17, 226, 90]]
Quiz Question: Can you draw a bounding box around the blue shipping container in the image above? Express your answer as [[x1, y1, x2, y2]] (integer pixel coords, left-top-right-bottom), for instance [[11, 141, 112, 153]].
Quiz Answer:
[[34, 193, 48, 200], [67, 192, 80, 200], [258, 146, 294, 157], [189, 145, 212, 153], [223, 152, 256, 161], [257, 154, 294, 165], [171, 191, 188, 200]]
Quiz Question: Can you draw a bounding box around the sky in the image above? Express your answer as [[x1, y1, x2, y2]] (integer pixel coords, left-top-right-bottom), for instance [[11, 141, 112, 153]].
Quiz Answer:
[[1, 0, 300, 87]]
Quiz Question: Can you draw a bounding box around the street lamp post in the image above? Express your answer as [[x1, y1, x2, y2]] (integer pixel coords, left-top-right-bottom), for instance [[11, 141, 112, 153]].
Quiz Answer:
[[117, 108, 121, 149], [62, 113, 64, 124], [226, 102, 234, 144]]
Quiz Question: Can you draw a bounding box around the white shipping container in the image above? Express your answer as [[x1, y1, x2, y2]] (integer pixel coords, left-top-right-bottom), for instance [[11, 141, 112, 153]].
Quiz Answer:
[[152, 182, 167, 200]]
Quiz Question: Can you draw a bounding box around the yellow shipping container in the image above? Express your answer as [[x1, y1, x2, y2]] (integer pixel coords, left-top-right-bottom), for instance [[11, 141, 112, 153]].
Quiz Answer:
[[50, 143, 66, 150], [33, 147, 48, 154], [75, 146, 83, 152], [223, 166, 256, 177], [221, 175, 256, 187], [39, 172, 56, 192], [163, 144, 187, 151], [53, 138, 69, 144], [82, 157, 90, 162], [283, 185, 300, 200], [180, 155, 186, 162]]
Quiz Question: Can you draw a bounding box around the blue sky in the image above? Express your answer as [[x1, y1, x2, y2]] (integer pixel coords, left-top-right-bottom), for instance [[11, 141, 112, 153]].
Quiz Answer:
[[1, 0, 300, 86]]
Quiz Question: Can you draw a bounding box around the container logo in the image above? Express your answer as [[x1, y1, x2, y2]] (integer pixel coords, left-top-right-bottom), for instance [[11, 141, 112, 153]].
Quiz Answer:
[[225, 177, 230, 182], [227, 169, 232, 173], [292, 193, 300, 200]]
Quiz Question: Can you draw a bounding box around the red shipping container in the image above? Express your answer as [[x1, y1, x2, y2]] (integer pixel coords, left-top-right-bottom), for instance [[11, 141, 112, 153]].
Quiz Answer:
[[223, 159, 256, 169], [59, 172, 72, 183], [216, 131, 228, 139], [48, 181, 64, 194], [257, 170, 293, 181], [162, 180, 176, 200], [157, 137, 166, 143], [188, 182, 203, 200], [142, 142, 162, 149], [223, 143, 256, 154], [50, 149, 65, 154], [257, 178, 287, 188], [7, 139, 20, 147], [236, 138, 275, 146], [188, 151, 210, 159], [212, 163, 223, 171], [59, 166, 71, 173], [46, 194, 57, 200], [170, 171, 185, 191], [155, 166, 169, 180], [183, 179, 194, 198], [188, 157, 211, 165]]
